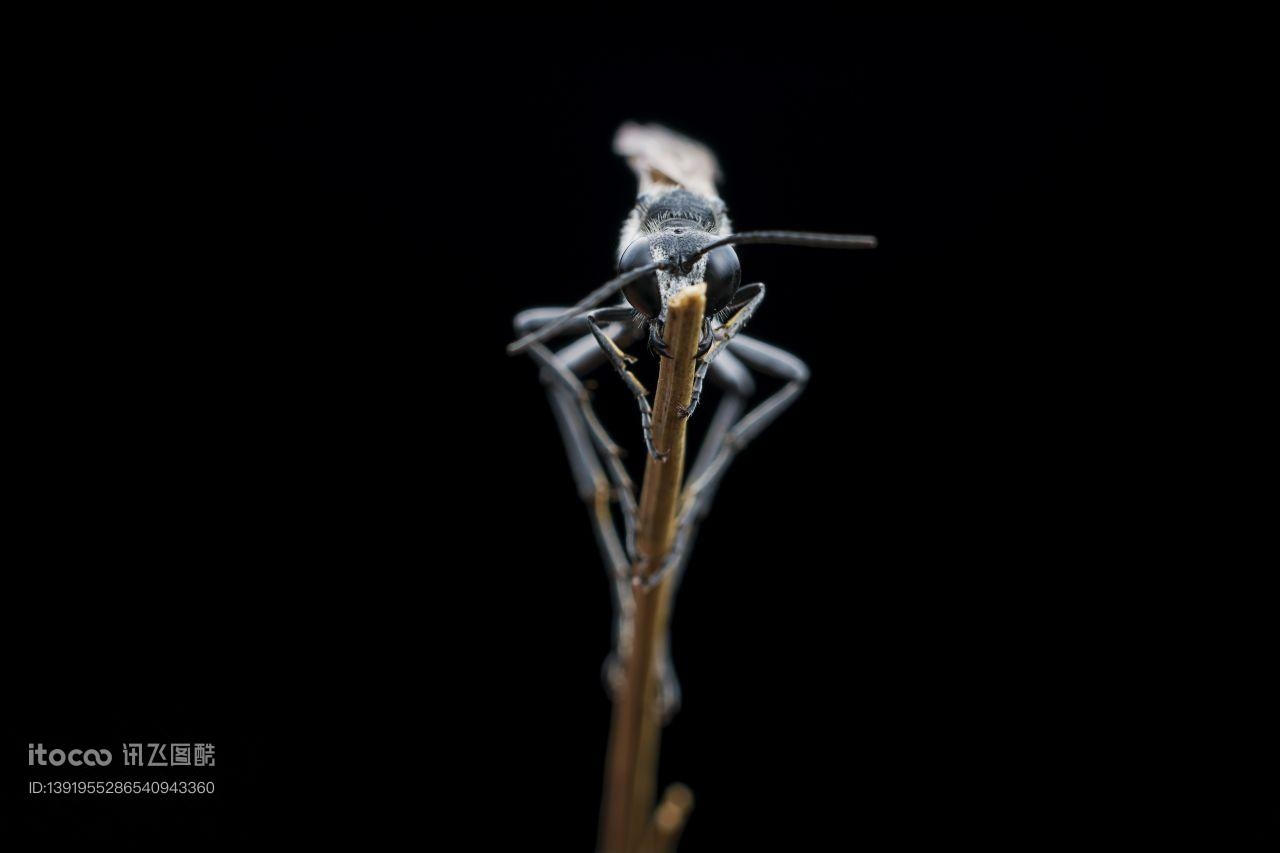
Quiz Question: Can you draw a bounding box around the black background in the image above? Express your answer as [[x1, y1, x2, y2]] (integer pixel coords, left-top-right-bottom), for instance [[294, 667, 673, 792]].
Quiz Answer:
[[14, 15, 1116, 848]]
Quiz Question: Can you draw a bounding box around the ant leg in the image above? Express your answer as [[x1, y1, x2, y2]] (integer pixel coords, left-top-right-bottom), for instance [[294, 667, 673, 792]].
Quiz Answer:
[[543, 383, 636, 701], [689, 349, 754, 489], [525, 342, 640, 563], [688, 333, 808, 498], [586, 311, 667, 461], [642, 334, 809, 592], [544, 382, 628, 575], [516, 325, 641, 699], [648, 350, 756, 721], [515, 306, 642, 554], [513, 306, 649, 697], [681, 283, 766, 421]]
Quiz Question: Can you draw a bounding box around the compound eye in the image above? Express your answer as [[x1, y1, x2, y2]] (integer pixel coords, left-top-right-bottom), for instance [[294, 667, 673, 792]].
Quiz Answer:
[[618, 238, 661, 318], [703, 245, 741, 313]]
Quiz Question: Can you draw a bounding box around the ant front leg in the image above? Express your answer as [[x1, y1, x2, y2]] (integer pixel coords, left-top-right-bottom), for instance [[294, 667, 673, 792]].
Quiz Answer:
[[642, 333, 809, 593], [680, 283, 766, 421], [587, 310, 668, 461]]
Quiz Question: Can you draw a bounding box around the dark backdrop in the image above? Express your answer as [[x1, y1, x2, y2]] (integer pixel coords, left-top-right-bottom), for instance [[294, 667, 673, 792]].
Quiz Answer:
[[14, 16, 1113, 848]]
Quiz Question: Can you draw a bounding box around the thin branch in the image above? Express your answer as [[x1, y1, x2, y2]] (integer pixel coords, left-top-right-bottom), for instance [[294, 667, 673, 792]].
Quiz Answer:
[[642, 784, 695, 853], [600, 283, 706, 853]]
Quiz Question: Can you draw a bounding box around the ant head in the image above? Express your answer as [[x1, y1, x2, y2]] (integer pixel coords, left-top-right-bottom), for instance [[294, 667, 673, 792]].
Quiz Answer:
[[619, 227, 741, 319], [506, 230, 875, 358]]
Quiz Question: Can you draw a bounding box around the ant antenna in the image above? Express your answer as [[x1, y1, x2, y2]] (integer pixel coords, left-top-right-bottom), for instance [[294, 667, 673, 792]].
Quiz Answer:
[[687, 230, 878, 264], [506, 262, 669, 355]]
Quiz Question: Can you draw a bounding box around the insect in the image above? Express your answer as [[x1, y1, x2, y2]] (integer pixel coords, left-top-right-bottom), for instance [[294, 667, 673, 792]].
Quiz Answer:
[[508, 123, 876, 717]]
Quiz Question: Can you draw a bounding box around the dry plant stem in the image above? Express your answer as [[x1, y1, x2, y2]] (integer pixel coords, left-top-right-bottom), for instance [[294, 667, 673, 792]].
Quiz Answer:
[[642, 784, 696, 853], [601, 283, 705, 853]]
